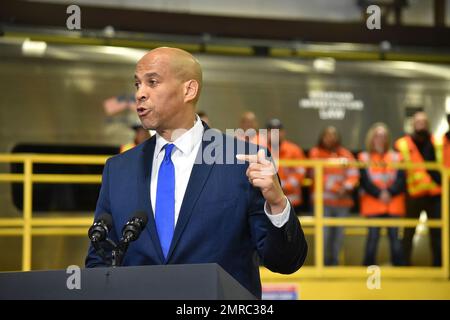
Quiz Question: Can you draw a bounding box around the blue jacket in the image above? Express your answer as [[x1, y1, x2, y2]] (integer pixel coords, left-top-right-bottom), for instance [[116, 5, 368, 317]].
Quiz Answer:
[[85, 125, 307, 298]]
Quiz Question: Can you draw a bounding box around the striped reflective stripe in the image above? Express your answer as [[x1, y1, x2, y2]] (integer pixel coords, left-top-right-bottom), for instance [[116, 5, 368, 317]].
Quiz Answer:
[[323, 191, 338, 200], [281, 166, 305, 176], [368, 172, 396, 179], [325, 176, 343, 189], [287, 176, 300, 187], [433, 135, 443, 164], [368, 171, 396, 184], [396, 138, 410, 161], [407, 171, 427, 182], [408, 182, 440, 194], [326, 174, 345, 179], [359, 152, 369, 162], [295, 167, 306, 175]]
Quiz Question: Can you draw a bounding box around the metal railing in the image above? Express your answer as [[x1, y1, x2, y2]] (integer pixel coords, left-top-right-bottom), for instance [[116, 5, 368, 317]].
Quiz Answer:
[[0, 153, 448, 280], [270, 159, 449, 281]]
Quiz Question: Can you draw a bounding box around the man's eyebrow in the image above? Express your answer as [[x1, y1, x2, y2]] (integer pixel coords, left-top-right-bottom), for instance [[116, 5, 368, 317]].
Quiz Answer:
[[143, 72, 161, 79], [134, 73, 161, 81]]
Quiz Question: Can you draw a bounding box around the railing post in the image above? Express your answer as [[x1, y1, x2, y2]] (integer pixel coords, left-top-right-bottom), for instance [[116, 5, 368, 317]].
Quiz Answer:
[[22, 158, 32, 271], [442, 169, 449, 279], [314, 164, 324, 275]]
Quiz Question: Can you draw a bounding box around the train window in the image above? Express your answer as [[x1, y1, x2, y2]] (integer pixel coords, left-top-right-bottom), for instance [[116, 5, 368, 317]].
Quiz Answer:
[[10, 144, 119, 212]]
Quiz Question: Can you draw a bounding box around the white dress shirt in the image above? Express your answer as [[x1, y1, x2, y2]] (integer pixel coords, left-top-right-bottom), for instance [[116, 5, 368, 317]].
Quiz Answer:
[[150, 115, 291, 228]]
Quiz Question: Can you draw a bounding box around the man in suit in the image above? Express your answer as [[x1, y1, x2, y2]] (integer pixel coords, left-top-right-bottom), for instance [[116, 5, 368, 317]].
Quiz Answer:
[[85, 47, 308, 298]]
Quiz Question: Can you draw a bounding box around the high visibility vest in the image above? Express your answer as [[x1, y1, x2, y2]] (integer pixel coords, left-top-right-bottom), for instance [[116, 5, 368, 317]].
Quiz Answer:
[[308, 146, 359, 208], [358, 151, 405, 216], [443, 134, 450, 168], [394, 135, 441, 197], [273, 140, 306, 207], [434, 134, 443, 164]]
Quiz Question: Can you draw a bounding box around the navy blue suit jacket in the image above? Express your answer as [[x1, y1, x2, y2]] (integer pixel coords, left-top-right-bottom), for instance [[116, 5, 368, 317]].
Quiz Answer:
[[85, 125, 307, 298]]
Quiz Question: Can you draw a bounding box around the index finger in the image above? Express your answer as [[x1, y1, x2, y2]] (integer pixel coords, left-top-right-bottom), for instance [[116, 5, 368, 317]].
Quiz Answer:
[[236, 153, 258, 163], [236, 149, 270, 164]]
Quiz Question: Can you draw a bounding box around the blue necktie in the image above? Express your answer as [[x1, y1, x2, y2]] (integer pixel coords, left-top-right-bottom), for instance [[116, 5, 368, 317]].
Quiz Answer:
[[155, 143, 176, 259]]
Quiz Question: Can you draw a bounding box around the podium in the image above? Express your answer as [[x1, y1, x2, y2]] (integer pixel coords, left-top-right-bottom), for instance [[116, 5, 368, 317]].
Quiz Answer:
[[0, 263, 256, 300]]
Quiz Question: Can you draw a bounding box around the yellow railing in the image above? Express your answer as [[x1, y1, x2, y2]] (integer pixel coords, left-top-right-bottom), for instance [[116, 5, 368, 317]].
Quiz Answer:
[[0, 153, 448, 280], [270, 158, 450, 281], [0, 154, 107, 271]]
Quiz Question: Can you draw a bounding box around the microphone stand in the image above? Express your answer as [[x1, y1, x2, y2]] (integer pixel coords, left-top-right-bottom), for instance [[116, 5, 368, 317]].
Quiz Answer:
[[91, 239, 108, 262], [91, 234, 135, 267], [98, 215, 147, 267], [91, 237, 121, 267], [111, 237, 132, 267], [111, 243, 125, 267]]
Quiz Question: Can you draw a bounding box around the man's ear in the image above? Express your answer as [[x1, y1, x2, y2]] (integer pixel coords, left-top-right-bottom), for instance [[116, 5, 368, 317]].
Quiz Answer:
[[183, 80, 199, 103]]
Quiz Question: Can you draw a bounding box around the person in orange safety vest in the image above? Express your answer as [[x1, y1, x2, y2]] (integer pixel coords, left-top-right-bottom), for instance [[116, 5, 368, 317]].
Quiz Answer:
[[309, 126, 359, 266], [359, 123, 406, 266], [444, 113, 450, 168], [266, 118, 306, 213], [394, 111, 442, 266]]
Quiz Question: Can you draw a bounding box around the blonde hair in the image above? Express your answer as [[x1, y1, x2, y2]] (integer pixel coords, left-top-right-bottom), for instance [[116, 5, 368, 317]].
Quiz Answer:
[[365, 122, 391, 153]]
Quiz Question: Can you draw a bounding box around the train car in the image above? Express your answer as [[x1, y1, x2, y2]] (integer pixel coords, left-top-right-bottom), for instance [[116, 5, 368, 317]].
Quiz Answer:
[[0, 39, 448, 270]]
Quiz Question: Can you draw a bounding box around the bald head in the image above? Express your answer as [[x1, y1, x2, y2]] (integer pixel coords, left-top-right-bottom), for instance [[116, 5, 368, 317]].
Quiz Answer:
[[413, 111, 429, 133], [240, 111, 258, 131], [136, 47, 202, 103], [134, 47, 202, 138]]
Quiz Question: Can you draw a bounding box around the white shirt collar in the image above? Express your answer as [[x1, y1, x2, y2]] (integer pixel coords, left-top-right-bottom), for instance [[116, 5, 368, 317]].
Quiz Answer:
[[155, 114, 204, 157]]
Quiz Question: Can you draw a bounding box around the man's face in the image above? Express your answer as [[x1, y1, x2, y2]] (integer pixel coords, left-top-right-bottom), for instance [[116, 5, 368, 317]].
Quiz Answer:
[[413, 113, 429, 133], [134, 52, 185, 131], [240, 113, 257, 131]]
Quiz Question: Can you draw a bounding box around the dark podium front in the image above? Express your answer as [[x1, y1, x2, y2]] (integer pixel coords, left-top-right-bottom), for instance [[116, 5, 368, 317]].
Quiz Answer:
[[0, 263, 255, 300]]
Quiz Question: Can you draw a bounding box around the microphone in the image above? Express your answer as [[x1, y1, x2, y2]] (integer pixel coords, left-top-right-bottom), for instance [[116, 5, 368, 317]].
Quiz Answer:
[[121, 211, 148, 243], [110, 211, 148, 267], [88, 213, 114, 264], [88, 213, 112, 243]]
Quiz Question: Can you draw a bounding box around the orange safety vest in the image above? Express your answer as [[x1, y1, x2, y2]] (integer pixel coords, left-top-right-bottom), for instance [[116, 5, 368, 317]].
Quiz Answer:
[[273, 140, 306, 207], [308, 146, 359, 208], [394, 135, 441, 197], [444, 134, 450, 168], [358, 151, 405, 217]]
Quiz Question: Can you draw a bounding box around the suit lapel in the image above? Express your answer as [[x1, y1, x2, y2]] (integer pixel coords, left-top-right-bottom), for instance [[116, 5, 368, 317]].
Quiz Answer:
[[139, 136, 165, 263], [165, 128, 220, 262]]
